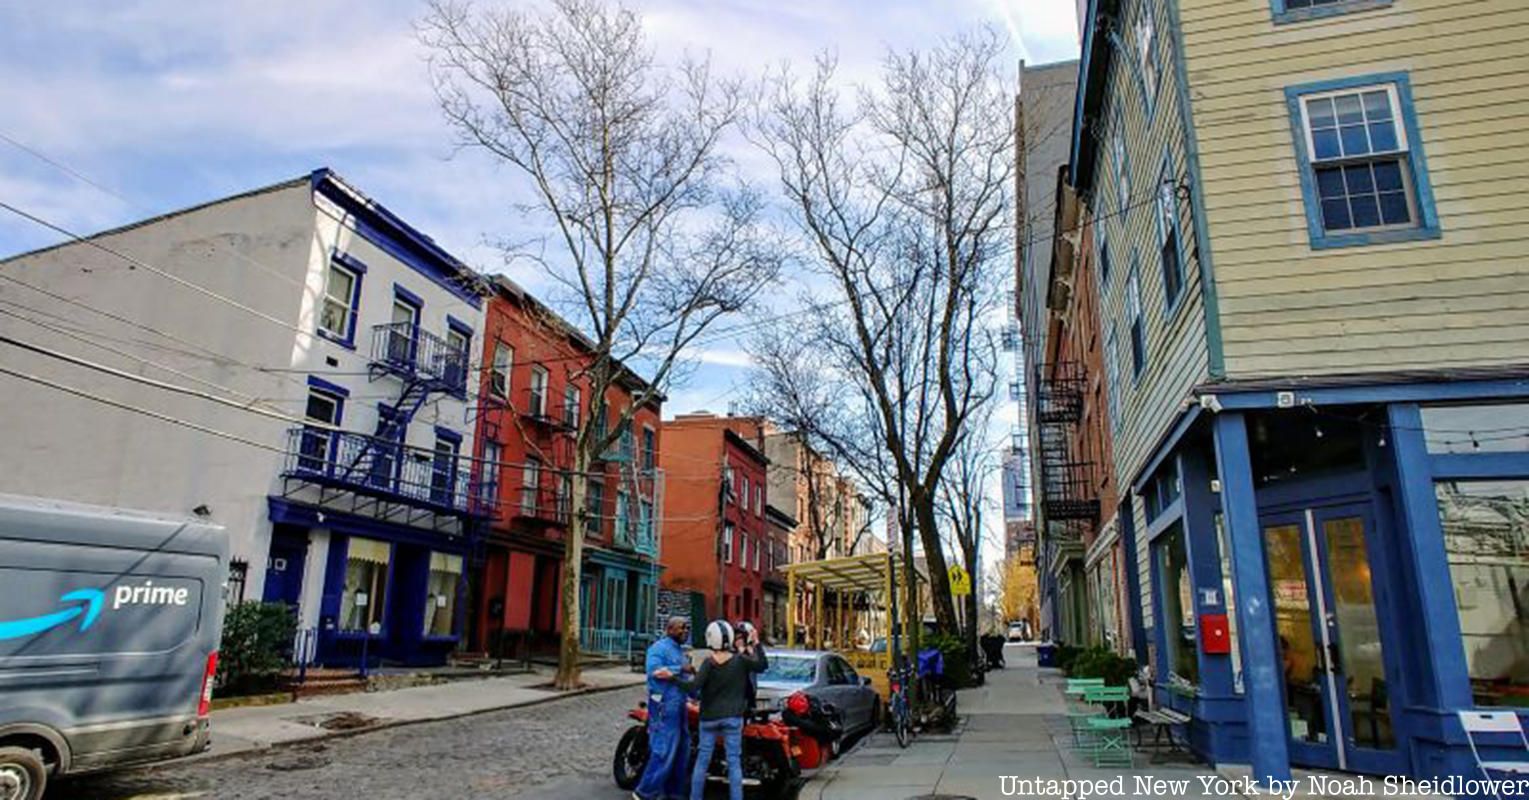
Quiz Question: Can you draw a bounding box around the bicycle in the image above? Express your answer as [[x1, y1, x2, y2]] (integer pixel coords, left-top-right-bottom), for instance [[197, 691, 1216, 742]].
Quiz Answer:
[[887, 664, 915, 748]]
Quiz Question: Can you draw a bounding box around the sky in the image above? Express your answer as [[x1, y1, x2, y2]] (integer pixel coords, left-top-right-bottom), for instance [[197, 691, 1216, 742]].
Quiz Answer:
[[0, 0, 1078, 563]]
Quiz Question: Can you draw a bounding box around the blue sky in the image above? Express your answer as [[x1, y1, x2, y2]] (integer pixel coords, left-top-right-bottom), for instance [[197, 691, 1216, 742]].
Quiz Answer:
[[0, 0, 1079, 421]]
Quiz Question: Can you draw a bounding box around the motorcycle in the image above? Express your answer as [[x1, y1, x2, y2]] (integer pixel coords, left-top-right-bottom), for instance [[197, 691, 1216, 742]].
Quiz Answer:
[[613, 691, 839, 797]]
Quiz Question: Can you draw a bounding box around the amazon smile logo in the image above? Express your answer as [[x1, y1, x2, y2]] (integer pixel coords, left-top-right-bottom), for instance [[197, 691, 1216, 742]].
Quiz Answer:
[[0, 580, 192, 641]]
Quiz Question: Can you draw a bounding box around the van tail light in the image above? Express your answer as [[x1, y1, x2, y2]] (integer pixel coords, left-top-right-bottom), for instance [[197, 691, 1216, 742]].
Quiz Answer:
[[198, 651, 219, 718]]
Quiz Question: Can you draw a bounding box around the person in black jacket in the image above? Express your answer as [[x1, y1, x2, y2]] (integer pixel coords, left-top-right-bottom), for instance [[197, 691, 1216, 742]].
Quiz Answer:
[[689, 620, 767, 800]]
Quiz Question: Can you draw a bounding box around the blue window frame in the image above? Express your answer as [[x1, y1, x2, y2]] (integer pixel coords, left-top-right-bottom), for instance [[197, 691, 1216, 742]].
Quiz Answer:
[[1285, 71, 1439, 249], [1270, 0, 1392, 25], [1155, 154, 1185, 310], [1126, 259, 1146, 380], [1106, 326, 1122, 429], [1133, 0, 1159, 116], [299, 377, 348, 472], [317, 252, 366, 348], [430, 427, 462, 506], [444, 316, 473, 397]]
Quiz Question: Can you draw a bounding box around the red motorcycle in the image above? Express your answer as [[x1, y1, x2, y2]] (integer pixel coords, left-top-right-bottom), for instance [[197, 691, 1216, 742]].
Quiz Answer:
[[613, 692, 834, 797]]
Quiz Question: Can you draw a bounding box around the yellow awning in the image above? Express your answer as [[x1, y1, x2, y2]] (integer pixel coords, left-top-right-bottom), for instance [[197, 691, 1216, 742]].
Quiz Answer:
[[784, 551, 925, 592]]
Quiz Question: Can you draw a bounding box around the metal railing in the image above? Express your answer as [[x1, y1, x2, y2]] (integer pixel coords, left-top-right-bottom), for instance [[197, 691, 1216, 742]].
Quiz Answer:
[[370, 322, 470, 393], [284, 427, 480, 514], [516, 486, 571, 523], [580, 627, 634, 658]]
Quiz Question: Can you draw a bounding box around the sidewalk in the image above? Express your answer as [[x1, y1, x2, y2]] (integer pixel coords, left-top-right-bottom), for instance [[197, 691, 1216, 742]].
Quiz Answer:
[[800, 645, 1447, 800], [199, 665, 646, 760]]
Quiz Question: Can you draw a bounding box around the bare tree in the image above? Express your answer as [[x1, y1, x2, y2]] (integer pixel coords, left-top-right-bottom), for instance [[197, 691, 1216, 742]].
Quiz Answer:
[[749, 29, 1013, 634], [421, 0, 785, 689], [936, 396, 1003, 660]]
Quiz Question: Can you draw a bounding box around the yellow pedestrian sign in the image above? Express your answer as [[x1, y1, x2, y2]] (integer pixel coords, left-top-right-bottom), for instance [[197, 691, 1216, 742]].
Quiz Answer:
[[948, 564, 971, 596]]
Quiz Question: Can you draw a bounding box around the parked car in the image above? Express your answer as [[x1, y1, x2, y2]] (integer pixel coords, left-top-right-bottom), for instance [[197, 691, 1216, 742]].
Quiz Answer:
[[0, 494, 228, 800], [1007, 621, 1027, 642], [754, 650, 880, 738]]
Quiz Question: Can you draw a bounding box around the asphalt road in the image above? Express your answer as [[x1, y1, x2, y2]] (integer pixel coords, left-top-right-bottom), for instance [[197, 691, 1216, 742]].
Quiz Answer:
[[52, 686, 655, 800]]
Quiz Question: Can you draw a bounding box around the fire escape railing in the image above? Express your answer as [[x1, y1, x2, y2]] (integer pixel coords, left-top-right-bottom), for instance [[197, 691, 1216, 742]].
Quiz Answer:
[[1036, 362, 1100, 525]]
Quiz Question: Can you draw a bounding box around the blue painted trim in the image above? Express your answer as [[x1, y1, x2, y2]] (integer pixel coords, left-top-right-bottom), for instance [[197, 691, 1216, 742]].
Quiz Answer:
[[332, 250, 369, 275], [316, 327, 357, 351], [1132, 405, 1202, 495], [393, 283, 424, 310], [1198, 377, 1529, 410], [1211, 413, 1293, 784], [1284, 71, 1441, 250], [588, 546, 652, 570], [1164, 0, 1225, 379], [1069, 0, 1121, 195], [446, 315, 473, 339], [1109, 26, 1154, 122], [1117, 497, 1150, 664], [1386, 405, 1475, 711], [1145, 496, 1186, 542], [1429, 452, 1529, 480], [310, 170, 483, 310], [434, 426, 463, 444], [1271, 0, 1392, 25], [1181, 449, 1239, 701], [307, 375, 351, 399]]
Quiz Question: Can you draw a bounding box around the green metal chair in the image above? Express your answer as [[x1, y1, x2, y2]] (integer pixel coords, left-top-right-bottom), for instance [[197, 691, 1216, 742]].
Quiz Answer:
[[1086, 715, 1134, 766], [1075, 685, 1131, 761], [1063, 679, 1107, 747]]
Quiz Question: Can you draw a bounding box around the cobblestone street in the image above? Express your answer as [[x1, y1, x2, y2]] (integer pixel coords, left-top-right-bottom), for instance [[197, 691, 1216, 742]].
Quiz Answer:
[[51, 687, 649, 800]]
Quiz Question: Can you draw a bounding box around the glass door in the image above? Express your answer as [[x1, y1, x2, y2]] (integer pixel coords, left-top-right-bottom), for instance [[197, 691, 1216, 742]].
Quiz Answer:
[[1260, 505, 1401, 774]]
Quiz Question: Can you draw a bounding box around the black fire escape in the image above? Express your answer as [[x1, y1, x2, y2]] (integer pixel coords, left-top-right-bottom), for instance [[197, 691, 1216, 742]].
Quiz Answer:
[[1036, 361, 1100, 536]]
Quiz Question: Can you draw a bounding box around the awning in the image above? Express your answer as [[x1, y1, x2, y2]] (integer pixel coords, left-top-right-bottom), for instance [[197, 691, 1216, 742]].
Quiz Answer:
[[785, 551, 925, 592]]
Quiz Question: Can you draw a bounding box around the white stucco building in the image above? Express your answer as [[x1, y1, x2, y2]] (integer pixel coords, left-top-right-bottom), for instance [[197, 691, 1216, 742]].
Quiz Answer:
[[0, 170, 489, 666]]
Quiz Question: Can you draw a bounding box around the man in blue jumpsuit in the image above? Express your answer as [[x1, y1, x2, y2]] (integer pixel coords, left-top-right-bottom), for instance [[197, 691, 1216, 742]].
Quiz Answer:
[[634, 616, 693, 800]]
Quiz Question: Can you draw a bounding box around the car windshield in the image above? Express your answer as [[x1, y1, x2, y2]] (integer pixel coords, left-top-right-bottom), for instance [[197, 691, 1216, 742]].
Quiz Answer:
[[760, 655, 817, 684]]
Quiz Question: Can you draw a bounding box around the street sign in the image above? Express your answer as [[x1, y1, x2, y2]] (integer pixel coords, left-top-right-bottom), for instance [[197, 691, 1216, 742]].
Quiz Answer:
[[948, 564, 971, 596]]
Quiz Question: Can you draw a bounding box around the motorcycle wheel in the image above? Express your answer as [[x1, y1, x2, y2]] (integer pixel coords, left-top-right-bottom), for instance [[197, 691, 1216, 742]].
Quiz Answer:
[[612, 725, 649, 790]]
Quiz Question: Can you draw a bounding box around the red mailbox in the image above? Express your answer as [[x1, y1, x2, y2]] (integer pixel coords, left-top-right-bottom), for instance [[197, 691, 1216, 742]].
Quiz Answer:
[[1200, 613, 1230, 654]]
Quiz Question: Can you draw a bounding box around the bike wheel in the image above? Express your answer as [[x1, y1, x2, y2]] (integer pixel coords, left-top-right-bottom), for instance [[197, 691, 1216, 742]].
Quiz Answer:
[[894, 707, 911, 749], [612, 725, 649, 790]]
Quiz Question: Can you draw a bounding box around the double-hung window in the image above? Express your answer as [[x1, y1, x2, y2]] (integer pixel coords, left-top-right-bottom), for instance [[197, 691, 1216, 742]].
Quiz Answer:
[[1098, 235, 1112, 284], [319, 258, 361, 342], [528, 365, 548, 417], [489, 343, 512, 400], [563, 385, 580, 429], [1156, 161, 1183, 309], [1271, 0, 1393, 25], [723, 524, 735, 564], [1134, 0, 1158, 111], [1113, 131, 1131, 216], [1288, 74, 1438, 248], [522, 459, 541, 515], [479, 441, 501, 508], [1126, 263, 1146, 378], [1105, 328, 1122, 429]]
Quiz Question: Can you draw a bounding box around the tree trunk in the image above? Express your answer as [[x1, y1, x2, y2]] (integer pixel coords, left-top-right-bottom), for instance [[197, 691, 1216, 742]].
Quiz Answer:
[[554, 448, 590, 690], [912, 500, 959, 634]]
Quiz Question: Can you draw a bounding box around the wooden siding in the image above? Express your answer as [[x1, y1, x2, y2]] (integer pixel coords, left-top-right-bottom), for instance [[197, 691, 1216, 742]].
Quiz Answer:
[[1179, 0, 1529, 378], [1084, 0, 1212, 495]]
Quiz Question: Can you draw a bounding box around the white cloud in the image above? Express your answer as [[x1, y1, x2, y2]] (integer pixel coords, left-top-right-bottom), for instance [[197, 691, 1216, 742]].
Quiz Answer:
[[692, 348, 754, 369]]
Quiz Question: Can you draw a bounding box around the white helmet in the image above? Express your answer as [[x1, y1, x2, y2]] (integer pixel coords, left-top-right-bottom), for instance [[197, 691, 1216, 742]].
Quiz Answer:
[[704, 619, 734, 651]]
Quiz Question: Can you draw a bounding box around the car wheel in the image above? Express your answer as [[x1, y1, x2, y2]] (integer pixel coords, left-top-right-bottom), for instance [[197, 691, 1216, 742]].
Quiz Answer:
[[0, 747, 47, 800]]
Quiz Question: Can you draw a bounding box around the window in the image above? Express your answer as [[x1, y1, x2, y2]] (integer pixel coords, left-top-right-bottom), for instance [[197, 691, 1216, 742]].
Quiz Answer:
[[755, 485, 763, 516], [1105, 328, 1122, 429], [1126, 262, 1146, 378], [1436, 481, 1529, 706], [1271, 0, 1393, 24], [522, 459, 541, 515], [740, 534, 749, 569], [1113, 130, 1131, 216], [615, 491, 631, 546], [298, 388, 343, 471], [586, 479, 605, 538], [339, 537, 390, 632], [1155, 524, 1198, 686], [422, 552, 463, 638], [1134, 0, 1158, 111], [1156, 161, 1183, 309], [642, 426, 656, 472], [490, 343, 512, 400], [754, 536, 762, 571], [1288, 74, 1438, 248], [1214, 513, 1244, 694], [444, 325, 470, 393], [723, 524, 735, 563], [319, 258, 361, 342], [1422, 404, 1529, 455], [740, 475, 749, 508], [430, 435, 459, 506], [1098, 236, 1112, 284], [639, 500, 654, 546], [528, 366, 548, 416], [619, 421, 634, 463], [387, 297, 418, 363], [563, 385, 580, 429], [479, 441, 501, 508]]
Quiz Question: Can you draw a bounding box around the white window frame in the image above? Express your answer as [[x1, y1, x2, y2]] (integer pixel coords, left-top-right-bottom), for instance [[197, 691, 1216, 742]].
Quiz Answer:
[[1297, 83, 1416, 234], [1135, 0, 1157, 103], [563, 385, 580, 428], [490, 343, 512, 399], [522, 458, 541, 514], [723, 524, 735, 564], [319, 261, 359, 339], [529, 365, 549, 416]]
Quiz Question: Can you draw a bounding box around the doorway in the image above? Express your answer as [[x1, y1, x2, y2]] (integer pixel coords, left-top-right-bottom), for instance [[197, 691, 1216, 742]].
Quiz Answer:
[[1259, 503, 1401, 773]]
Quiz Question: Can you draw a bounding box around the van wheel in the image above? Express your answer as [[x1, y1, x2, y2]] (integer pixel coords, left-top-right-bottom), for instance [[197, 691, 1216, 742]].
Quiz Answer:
[[0, 747, 46, 800]]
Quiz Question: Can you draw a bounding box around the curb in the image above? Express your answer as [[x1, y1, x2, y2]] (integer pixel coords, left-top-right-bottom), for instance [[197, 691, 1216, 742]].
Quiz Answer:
[[165, 676, 646, 770]]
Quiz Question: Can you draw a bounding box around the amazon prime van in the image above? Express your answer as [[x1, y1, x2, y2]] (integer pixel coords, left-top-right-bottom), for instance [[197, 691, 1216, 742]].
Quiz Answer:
[[0, 494, 227, 800]]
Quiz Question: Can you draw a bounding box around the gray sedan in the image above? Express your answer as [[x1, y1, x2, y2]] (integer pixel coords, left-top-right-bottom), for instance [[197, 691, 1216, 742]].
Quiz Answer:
[[754, 650, 880, 736]]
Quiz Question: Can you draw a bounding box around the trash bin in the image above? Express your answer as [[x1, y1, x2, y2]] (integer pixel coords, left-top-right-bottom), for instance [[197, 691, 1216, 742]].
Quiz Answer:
[[1036, 643, 1057, 668]]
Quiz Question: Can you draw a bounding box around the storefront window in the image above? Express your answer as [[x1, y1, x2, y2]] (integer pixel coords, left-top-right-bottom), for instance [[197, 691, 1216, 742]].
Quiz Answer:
[[1436, 480, 1529, 706], [1156, 524, 1198, 686], [423, 552, 463, 638], [1423, 404, 1529, 454], [1214, 513, 1244, 694], [340, 537, 390, 632]]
